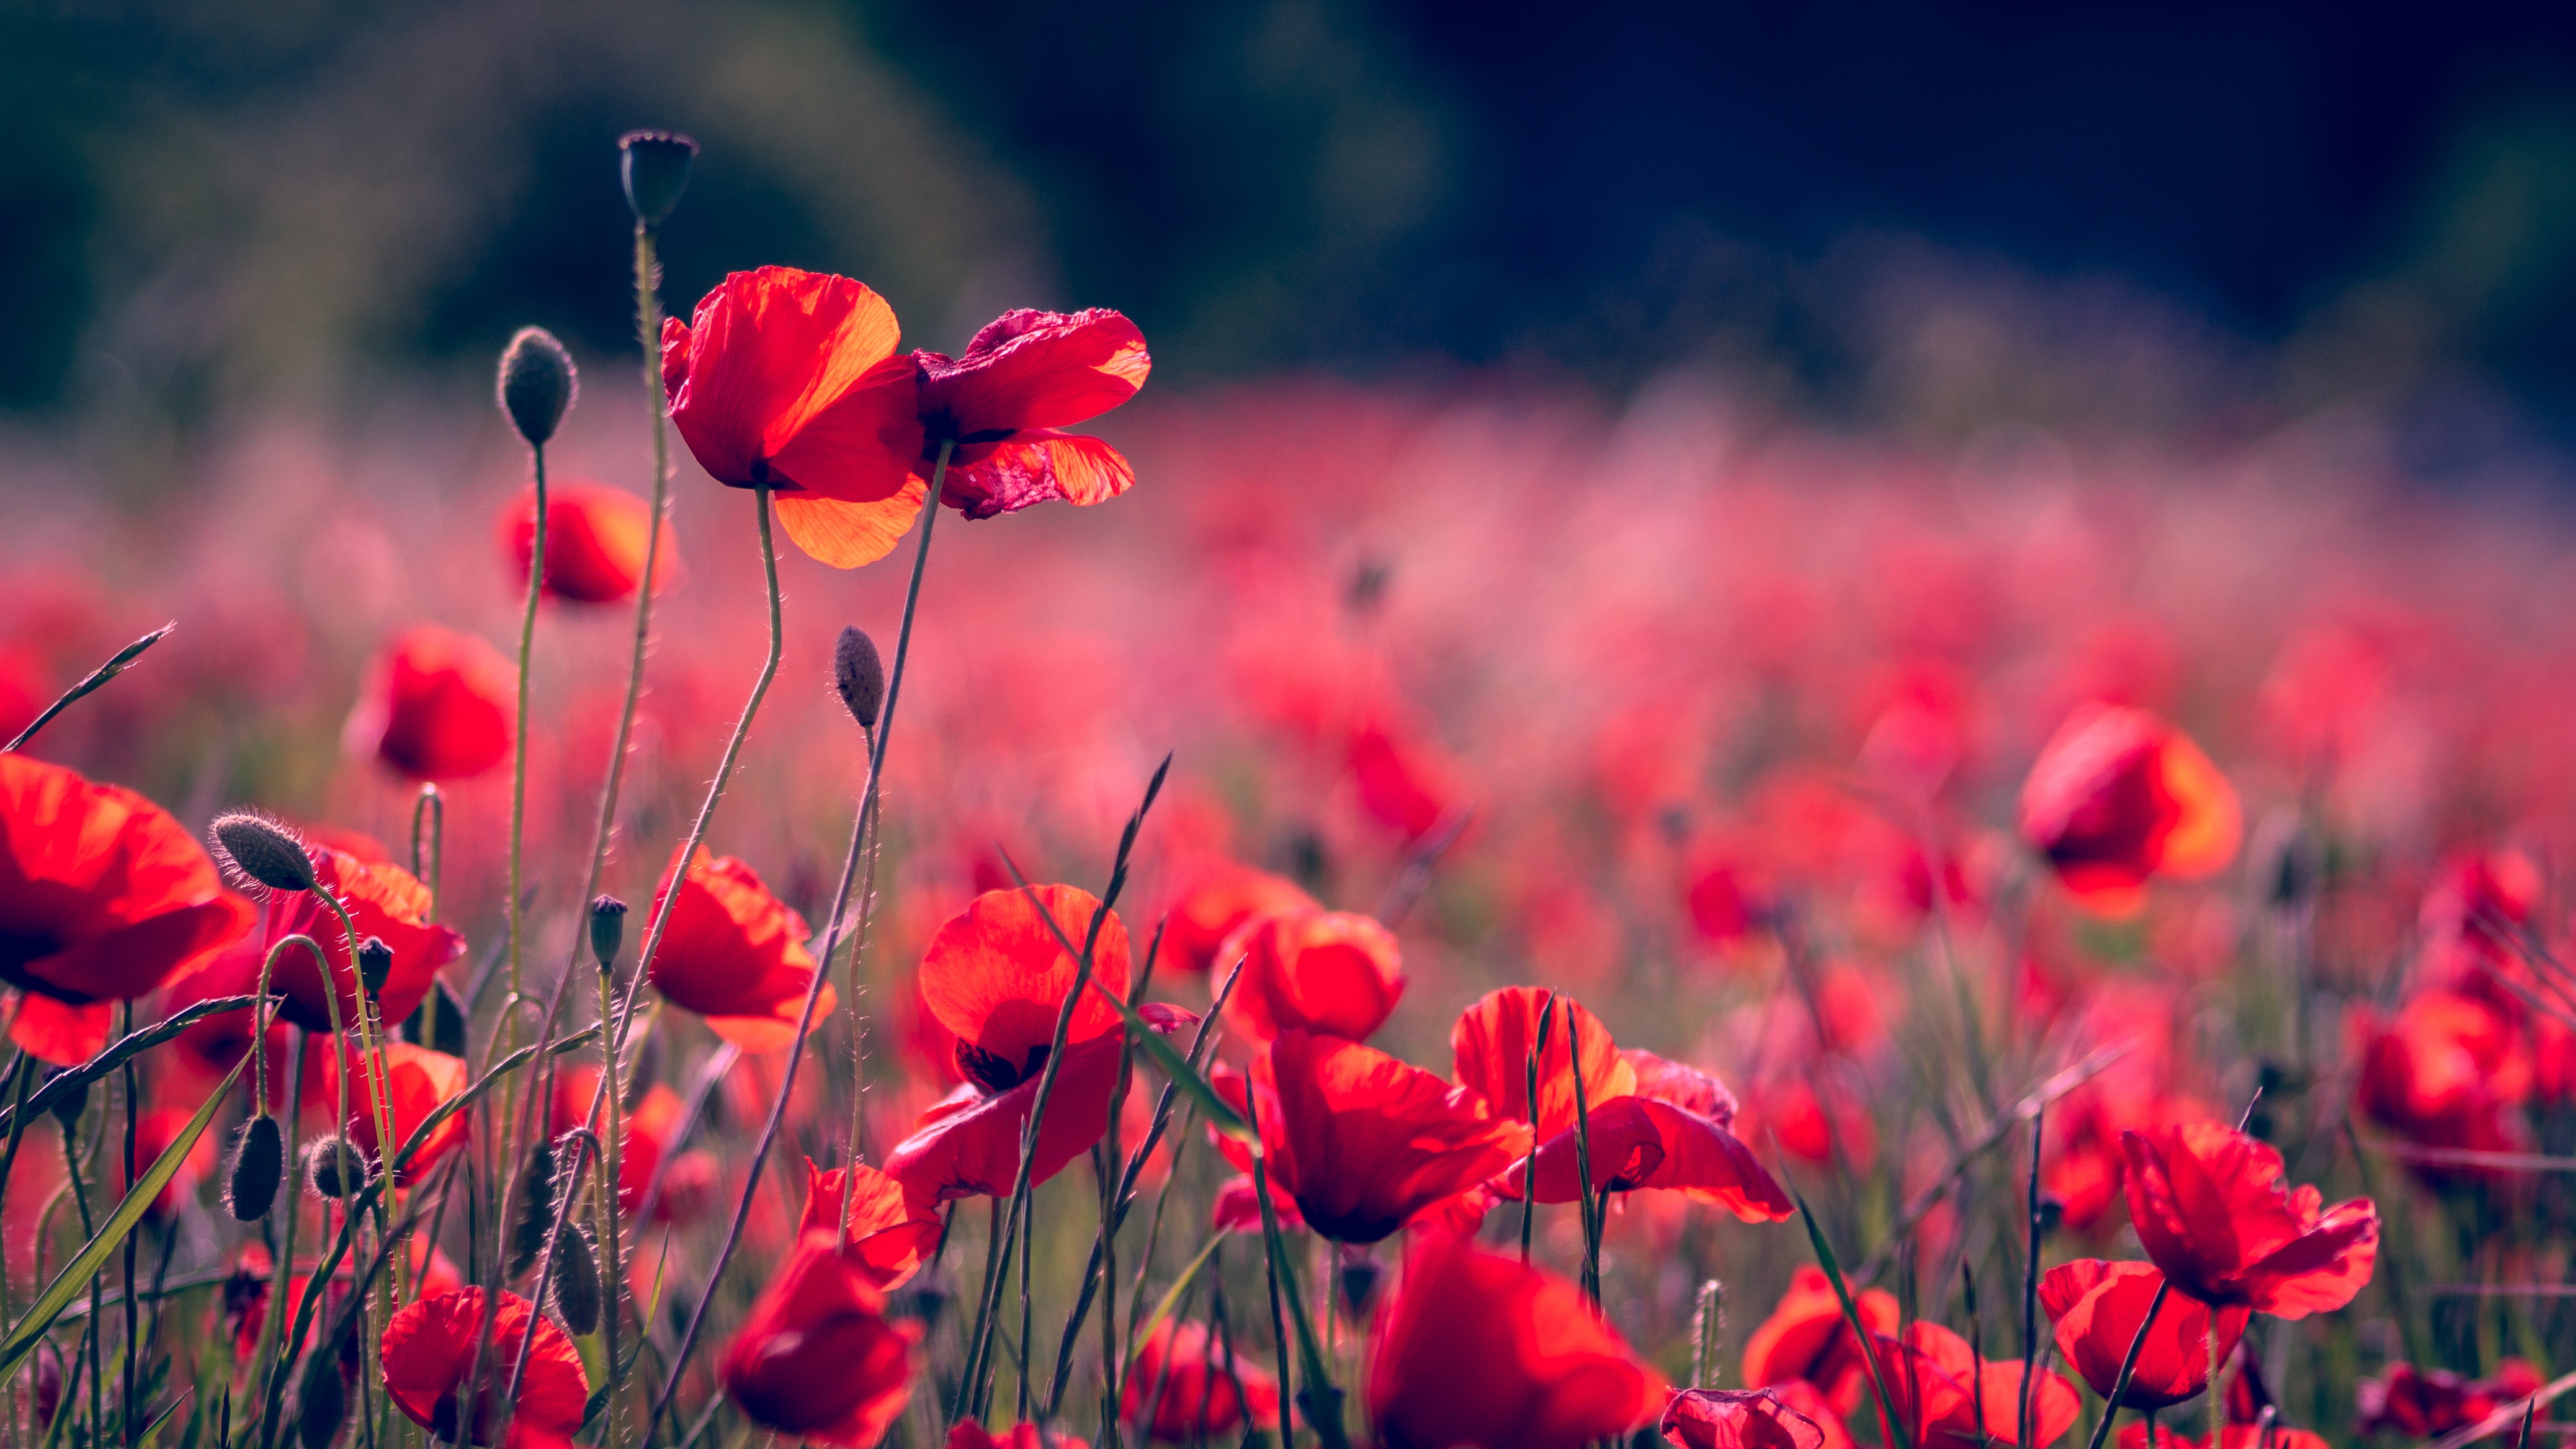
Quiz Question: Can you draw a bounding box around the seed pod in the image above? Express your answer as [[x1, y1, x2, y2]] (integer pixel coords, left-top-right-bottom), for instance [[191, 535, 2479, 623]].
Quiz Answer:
[[225, 1115, 284, 1221], [588, 895, 628, 973], [356, 936, 393, 995], [551, 1221, 602, 1335], [303, 1136, 369, 1199], [619, 129, 698, 227], [508, 1139, 558, 1279], [498, 326, 577, 447], [833, 625, 885, 730], [294, 1340, 346, 1449], [210, 813, 318, 894]]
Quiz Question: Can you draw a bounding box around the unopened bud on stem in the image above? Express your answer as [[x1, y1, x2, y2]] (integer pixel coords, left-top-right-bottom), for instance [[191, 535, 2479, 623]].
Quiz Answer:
[[498, 326, 577, 447], [225, 1115, 284, 1221], [833, 625, 885, 731], [589, 896, 628, 973], [356, 936, 393, 994], [303, 1136, 370, 1199], [620, 130, 698, 227], [212, 813, 319, 895]]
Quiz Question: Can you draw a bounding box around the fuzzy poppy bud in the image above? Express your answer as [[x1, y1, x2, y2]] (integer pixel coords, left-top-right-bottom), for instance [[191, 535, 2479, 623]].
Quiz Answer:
[[304, 1136, 369, 1199], [619, 130, 698, 226], [832, 625, 884, 731], [589, 895, 628, 973], [226, 1115, 284, 1221], [499, 326, 577, 447], [212, 813, 319, 894], [509, 1140, 558, 1279], [550, 1221, 603, 1335], [356, 936, 393, 995], [295, 1335, 346, 1449]]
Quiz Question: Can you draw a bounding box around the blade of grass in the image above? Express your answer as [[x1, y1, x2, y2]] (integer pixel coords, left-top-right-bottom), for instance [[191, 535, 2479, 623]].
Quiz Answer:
[[4, 623, 173, 753], [1786, 1176, 1913, 1449]]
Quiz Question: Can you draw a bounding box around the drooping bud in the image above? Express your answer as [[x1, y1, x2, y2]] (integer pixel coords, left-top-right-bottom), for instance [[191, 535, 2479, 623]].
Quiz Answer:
[[356, 936, 393, 995], [508, 1139, 558, 1279], [225, 1115, 284, 1221], [589, 896, 628, 973], [303, 1136, 369, 1199], [833, 625, 884, 731], [211, 813, 320, 895], [295, 1335, 346, 1449], [44, 1072, 87, 1130], [619, 130, 699, 227], [550, 1221, 603, 1335], [498, 326, 577, 447]]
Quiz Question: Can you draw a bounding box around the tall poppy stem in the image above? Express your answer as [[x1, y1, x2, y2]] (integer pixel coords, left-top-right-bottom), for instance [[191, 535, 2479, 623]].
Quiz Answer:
[[506, 440, 547, 1012]]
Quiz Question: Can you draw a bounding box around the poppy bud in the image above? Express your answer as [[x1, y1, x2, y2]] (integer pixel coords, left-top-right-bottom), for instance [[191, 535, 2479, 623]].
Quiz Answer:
[[589, 895, 628, 972], [295, 1337, 346, 1449], [499, 326, 578, 447], [832, 626, 885, 731], [226, 1115, 284, 1221], [619, 129, 698, 226], [509, 1140, 558, 1279], [1337, 1250, 1383, 1318], [550, 1221, 602, 1335], [45, 1072, 86, 1130], [356, 936, 393, 995], [304, 1136, 369, 1199], [211, 812, 319, 895]]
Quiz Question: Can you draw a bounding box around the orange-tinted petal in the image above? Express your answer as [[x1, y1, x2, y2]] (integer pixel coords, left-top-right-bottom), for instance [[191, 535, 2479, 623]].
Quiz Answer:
[[1451, 986, 1635, 1140], [921, 308, 1150, 437], [918, 885, 1131, 1092], [939, 431, 1137, 520]]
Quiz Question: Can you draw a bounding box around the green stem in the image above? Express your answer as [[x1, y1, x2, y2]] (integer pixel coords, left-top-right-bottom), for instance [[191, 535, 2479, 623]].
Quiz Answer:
[[508, 442, 548, 1009]]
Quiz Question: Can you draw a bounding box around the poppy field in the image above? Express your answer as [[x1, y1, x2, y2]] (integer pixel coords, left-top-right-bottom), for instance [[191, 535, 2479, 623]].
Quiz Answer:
[[3, 128, 2573, 1449]]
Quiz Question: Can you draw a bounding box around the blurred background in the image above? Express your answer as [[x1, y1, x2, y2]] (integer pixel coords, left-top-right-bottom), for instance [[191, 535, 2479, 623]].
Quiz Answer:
[[8, 0, 2576, 485]]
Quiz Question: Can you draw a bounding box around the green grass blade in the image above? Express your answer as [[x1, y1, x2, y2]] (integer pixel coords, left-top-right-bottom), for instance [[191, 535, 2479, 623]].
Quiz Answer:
[[1789, 1179, 1914, 1449]]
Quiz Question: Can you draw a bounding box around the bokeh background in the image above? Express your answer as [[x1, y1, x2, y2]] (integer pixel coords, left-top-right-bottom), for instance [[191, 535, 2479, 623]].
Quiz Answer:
[[9, 1, 2576, 467]]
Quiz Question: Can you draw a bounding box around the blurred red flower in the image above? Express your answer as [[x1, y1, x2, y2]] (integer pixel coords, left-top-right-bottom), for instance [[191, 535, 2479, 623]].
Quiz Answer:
[[798, 1156, 943, 1288], [117, 1105, 218, 1216], [1221, 1030, 1529, 1243], [916, 885, 1130, 1092], [662, 267, 925, 569], [2039, 1259, 2248, 1411], [0, 755, 252, 1064], [648, 847, 834, 1051], [1210, 1171, 1305, 1234], [2356, 1360, 2540, 1438], [950, 1424, 1088, 1449], [1122, 1320, 1277, 1442], [324, 1041, 469, 1182], [2018, 704, 2240, 914], [718, 1233, 918, 1447], [1867, 1321, 2078, 1449], [1740, 1267, 1898, 1416], [379, 1288, 588, 1446], [237, 840, 465, 1034], [1219, 908, 1405, 1043], [1368, 1235, 1663, 1449], [548, 1065, 686, 1216], [2116, 1429, 2329, 1449], [346, 625, 516, 782], [915, 308, 1150, 519], [2120, 1122, 2378, 1317], [161, 938, 291, 1105], [499, 481, 678, 604], [1661, 1388, 1831, 1449], [2355, 991, 2532, 1179], [1162, 858, 1316, 974]]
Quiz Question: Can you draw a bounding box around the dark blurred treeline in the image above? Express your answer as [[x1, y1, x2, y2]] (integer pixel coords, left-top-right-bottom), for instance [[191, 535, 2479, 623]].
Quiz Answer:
[[6, 0, 2576, 460]]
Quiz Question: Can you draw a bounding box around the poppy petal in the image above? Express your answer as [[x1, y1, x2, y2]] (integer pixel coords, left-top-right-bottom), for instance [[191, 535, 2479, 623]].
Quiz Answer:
[[924, 308, 1151, 436], [939, 432, 1137, 520], [772, 483, 928, 569]]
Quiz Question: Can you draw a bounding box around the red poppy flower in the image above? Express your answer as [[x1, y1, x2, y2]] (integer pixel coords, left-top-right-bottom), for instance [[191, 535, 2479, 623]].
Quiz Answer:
[[161, 936, 290, 1106], [886, 1004, 1192, 1204], [0, 756, 252, 1065], [548, 1065, 686, 1215], [950, 1424, 1090, 1449], [346, 625, 516, 782], [2355, 991, 2531, 1179], [115, 1105, 218, 1216], [1348, 724, 1456, 842], [662, 267, 927, 569], [1122, 1320, 1277, 1443], [2116, 1429, 2329, 1449], [499, 481, 678, 604], [379, 1288, 588, 1446], [1221, 1030, 1531, 1243], [1867, 1321, 2078, 1449], [914, 308, 1150, 520], [2356, 1360, 2540, 1437], [1220, 908, 1405, 1043], [1661, 1388, 1831, 1449], [718, 1232, 918, 1447], [2018, 704, 2239, 914], [240, 839, 465, 1034], [1163, 859, 1317, 974], [1210, 1172, 1305, 1236], [1369, 1235, 1663, 1449], [2040, 1259, 2249, 1411], [324, 1041, 469, 1182], [1741, 1267, 1900, 1417], [2120, 1122, 2378, 1317], [916, 885, 1131, 1092], [798, 1156, 943, 1287], [1452, 987, 1634, 1140], [648, 847, 834, 1051]]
